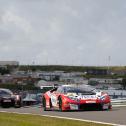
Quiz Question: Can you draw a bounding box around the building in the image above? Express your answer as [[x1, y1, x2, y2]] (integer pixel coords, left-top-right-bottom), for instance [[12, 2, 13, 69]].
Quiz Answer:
[[89, 78, 122, 84], [0, 74, 13, 84], [0, 61, 19, 66], [60, 76, 88, 84], [36, 80, 55, 89], [89, 78, 122, 89], [86, 69, 107, 75]]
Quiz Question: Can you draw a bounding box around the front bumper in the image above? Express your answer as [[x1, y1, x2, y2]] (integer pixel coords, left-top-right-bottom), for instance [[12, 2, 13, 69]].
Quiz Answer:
[[64, 102, 111, 111], [79, 103, 102, 110], [1, 99, 15, 107]]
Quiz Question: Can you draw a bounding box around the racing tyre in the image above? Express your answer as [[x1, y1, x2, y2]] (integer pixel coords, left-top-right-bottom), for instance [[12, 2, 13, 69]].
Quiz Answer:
[[59, 97, 63, 112], [14, 101, 22, 108], [42, 97, 47, 111], [100, 103, 111, 111], [49, 98, 52, 108]]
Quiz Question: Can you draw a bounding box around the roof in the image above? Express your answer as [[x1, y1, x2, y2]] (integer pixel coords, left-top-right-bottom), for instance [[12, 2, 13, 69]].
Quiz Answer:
[[0, 88, 13, 94]]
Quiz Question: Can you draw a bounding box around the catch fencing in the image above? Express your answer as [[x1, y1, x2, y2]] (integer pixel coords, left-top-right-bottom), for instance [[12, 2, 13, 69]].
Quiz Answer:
[[111, 98, 126, 107]]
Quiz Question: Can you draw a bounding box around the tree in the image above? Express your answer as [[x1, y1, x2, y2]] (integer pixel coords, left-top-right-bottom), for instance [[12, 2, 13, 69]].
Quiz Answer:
[[121, 78, 126, 90], [88, 80, 98, 86], [0, 67, 10, 75]]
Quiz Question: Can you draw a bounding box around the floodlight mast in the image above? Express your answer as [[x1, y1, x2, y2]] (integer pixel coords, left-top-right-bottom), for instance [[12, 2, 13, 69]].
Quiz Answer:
[[107, 56, 111, 74]]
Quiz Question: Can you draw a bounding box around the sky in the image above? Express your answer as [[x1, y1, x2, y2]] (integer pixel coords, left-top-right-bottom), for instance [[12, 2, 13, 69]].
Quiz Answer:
[[0, 0, 126, 66]]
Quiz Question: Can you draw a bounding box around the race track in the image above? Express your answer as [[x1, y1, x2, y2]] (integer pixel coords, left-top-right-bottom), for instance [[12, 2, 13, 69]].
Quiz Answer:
[[0, 106, 126, 126]]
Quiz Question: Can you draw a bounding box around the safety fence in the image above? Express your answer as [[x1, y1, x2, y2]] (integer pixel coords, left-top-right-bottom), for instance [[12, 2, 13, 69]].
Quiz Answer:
[[111, 98, 126, 107]]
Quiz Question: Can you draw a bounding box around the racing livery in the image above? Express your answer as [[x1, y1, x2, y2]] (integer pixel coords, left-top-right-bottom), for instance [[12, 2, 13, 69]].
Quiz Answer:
[[0, 88, 22, 108], [42, 85, 112, 111]]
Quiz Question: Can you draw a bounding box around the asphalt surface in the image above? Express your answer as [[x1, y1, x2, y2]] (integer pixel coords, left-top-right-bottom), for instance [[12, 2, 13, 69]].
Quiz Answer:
[[0, 106, 126, 126]]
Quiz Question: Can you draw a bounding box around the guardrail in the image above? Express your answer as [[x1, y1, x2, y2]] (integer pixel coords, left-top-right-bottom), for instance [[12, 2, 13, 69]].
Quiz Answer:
[[111, 98, 126, 107], [111, 98, 126, 103]]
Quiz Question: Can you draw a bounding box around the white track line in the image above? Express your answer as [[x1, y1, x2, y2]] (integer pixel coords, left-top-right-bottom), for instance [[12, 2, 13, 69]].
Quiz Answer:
[[0, 111, 125, 126], [112, 105, 126, 107]]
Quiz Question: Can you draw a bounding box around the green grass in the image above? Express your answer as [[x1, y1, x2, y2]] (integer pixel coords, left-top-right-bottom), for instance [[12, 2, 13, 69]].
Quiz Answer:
[[0, 112, 112, 126]]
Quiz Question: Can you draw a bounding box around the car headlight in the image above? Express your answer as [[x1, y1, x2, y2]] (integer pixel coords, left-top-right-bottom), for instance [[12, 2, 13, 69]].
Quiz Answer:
[[100, 95, 106, 101], [67, 96, 78, 101]]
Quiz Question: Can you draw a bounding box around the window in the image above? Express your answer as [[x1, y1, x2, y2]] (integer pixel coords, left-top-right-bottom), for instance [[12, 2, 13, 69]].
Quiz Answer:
[[57, 87, 64, 93], [0, 89, 12, 97]]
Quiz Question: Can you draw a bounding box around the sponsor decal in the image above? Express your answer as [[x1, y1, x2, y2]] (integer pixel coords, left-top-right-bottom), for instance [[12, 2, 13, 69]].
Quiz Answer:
[[85, 101, 96, 103], [3, 99, 11, 102], [78, 95, 96, 100]]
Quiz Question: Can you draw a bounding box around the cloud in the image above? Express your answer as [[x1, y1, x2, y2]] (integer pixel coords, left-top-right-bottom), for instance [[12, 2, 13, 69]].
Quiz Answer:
[[2, 11, 32, 33], [0, 0, 126, 65]]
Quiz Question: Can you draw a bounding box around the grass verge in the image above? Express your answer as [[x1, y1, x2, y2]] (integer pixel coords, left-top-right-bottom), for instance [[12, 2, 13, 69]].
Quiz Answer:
[[0, 112, 112, 126]]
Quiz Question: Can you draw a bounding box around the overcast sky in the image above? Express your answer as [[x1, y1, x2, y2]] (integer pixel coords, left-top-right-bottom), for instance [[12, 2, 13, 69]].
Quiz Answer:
[[0, 0, 126, 66]]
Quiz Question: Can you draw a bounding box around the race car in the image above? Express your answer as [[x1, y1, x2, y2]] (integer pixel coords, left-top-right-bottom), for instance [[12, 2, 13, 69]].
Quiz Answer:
[[0, 88, 22, 108], [42, 85, 112, 111]]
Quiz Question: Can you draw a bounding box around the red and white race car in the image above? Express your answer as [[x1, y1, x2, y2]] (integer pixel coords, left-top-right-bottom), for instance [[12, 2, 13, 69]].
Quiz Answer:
[[42, 85, 112, 111]]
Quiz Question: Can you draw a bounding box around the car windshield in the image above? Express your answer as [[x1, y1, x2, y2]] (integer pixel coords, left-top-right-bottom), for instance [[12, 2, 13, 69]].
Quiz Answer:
[[63, 86, 96, 95], [0, 89, 12, 97]]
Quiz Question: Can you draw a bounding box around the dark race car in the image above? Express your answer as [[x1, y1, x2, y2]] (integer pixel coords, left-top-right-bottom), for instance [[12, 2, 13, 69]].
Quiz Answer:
[[42, 85, 112, 111], [23, 93, 42, 106], [0, 88, 22, 108]]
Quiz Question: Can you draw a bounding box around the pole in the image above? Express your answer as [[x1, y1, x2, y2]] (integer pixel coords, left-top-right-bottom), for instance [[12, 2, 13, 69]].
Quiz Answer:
[[107, 56, 111, 74]]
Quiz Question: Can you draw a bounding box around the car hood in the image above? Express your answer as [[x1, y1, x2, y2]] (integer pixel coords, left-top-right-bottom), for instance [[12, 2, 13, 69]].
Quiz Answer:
[[2, 96, 12, 99], [65, 91, 103, 100]]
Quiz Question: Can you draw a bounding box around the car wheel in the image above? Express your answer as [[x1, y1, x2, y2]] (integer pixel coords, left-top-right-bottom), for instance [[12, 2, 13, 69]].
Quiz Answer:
[[100, 104, 104, 111], [1, 102, 10, 108], [107, 104, 112, 110], [100, 103, 111, 111], [49, 98, 52, 108], [14, 101, 22, 108], [59, 97, 63, 112], [42, 97, 47, 111]]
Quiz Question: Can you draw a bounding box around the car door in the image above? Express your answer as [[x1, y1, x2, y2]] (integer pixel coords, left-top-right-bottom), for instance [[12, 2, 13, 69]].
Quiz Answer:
[[50, 87, 64, 107], [50, 91, 58, 107]]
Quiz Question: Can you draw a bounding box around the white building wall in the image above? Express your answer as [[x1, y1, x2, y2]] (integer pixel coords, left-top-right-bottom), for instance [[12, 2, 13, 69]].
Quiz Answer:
[[0, 61, 19, 66]]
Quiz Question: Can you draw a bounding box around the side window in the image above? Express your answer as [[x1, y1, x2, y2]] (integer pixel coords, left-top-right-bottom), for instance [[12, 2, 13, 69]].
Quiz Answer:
[[56, 87, 64, 94], [60, 88, 64, 94]]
